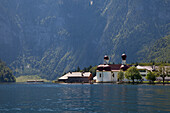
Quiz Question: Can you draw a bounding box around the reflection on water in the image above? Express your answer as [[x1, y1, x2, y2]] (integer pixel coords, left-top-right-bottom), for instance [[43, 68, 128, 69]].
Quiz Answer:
[[0, 83, 170, 112]]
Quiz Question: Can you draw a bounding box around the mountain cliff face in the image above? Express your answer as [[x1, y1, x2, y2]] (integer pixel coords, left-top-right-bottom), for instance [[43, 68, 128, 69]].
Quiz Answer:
[[0, 0, 169, 80]]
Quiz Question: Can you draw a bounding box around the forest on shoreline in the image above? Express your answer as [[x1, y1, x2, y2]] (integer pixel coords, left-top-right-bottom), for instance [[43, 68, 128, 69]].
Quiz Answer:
[[0, 60, 15, 82]]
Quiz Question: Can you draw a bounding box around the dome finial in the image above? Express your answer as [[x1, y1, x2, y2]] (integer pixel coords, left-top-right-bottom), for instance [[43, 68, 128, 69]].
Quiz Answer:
[[121, 53, 127, 60], [104, 55, 109, 64], [121, 53, 127, 64]]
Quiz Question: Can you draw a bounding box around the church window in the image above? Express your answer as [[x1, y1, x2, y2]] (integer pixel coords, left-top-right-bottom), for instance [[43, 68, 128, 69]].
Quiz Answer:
[[112, 73, 114, 77], [99, 73, 102, 78]]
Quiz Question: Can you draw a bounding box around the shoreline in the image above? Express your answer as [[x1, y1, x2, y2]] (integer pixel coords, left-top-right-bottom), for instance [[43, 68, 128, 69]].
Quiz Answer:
[[52, 80, 170, 85]]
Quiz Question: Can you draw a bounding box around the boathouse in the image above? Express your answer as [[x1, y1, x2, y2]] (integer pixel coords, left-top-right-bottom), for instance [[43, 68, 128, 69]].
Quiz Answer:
[[58, 72, 92, 83]]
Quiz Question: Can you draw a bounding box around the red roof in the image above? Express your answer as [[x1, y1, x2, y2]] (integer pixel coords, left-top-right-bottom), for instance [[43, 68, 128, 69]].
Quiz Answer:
[[97, 64, 130, 71], [120, 64, 130, 71], [97, 64, 111, 71], [109, 64, 121, 70]]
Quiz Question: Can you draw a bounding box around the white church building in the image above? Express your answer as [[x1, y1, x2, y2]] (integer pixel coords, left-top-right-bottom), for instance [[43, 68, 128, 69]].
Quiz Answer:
[[94, 54, 157, 82], [94, 54, 130, 82]]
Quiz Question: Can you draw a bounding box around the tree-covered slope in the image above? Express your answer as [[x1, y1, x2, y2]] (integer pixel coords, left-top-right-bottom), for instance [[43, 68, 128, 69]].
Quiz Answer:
[[138, 35, 170, 62], [0, 60, 15, 82], [0, 0, 169, 80]]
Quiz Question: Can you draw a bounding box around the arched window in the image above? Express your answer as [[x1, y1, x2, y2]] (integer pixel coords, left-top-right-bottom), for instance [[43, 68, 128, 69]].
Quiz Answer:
[[99, 73, 102, 78]]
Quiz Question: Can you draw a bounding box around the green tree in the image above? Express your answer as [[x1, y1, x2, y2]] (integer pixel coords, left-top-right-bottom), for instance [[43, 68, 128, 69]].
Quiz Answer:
[[89, 66, 97, 77], [158, 66, 170, 84], [117, 70, 124, 82], [146, 71, 157, 83], [83, 67, 87, 72], [165, 67, 170, 77], [87, 65, 92, 71], [125, 67, 142, 83], [77, 66, 80, 72], [0, 59, 16, 82]]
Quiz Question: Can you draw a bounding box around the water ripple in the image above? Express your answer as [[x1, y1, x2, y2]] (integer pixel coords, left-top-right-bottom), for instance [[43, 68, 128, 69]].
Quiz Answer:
[[0, 83, 170, 112]]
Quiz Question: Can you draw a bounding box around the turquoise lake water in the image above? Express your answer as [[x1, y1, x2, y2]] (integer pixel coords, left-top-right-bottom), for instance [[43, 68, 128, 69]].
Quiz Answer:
[[0, 83, 170, 113]]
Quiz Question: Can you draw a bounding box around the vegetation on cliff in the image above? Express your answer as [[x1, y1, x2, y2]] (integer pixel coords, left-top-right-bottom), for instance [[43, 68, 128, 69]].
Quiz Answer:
[[138, 35, 170, 62]]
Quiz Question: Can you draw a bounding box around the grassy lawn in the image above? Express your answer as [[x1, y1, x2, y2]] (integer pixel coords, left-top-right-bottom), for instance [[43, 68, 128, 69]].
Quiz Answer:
[[142, 81, 150, 84], [16, 75, 50, 82]]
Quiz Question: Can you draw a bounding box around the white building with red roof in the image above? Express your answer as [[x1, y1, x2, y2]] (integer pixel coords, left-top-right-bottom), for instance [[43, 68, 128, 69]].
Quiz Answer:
[[95, 54, 130, 82], [94, 54, 162, 82]]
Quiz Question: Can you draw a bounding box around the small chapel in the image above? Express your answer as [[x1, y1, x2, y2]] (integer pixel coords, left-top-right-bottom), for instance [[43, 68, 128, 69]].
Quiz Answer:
[[94, 53, 130, 82]]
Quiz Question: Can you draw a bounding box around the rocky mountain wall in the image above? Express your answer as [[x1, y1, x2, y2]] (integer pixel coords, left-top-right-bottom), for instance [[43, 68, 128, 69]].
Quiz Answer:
[[0, 0, 169, 79]]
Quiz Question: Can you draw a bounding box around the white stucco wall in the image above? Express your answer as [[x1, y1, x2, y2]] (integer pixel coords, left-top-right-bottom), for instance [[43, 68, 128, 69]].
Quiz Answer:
[[96, 71, 119, 82], [96, 71, 103, 82], [113, 72, 118, 81], [103, 71, 113, 82]]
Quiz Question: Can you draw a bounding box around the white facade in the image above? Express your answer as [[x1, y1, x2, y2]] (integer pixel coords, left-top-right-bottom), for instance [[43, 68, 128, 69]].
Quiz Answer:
[[96, 71, 119, 82], [136, 65, 153, 81]]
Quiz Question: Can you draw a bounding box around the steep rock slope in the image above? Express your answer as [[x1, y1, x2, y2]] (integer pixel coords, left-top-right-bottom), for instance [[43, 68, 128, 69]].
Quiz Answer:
[[100, 0, 170, 62], [0, 0, 169, 79]]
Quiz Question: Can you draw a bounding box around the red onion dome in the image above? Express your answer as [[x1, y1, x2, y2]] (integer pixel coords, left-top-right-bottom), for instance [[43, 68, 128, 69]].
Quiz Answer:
[[121, 53, 127, 60], [104, 55, 109, 60]]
